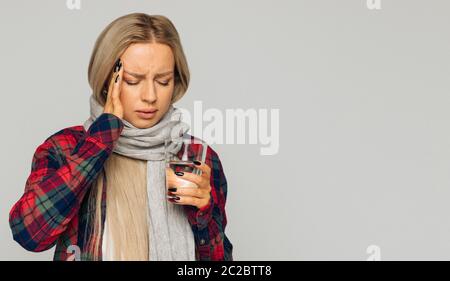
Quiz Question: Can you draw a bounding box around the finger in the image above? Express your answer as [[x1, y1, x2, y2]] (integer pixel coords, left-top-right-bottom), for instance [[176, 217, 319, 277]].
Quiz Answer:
[[192, 161, 211, 179], [166, 168, 179, 188], [166, 167, 188, 187], [111, 59, 123, 105], [105, 59, 120, 110], [166, 170, 199, 192], [104, 76, 114, 111], [174, 171, 209, 189], [168, 195, 202, 207], [168, 186, 205, 199], [107, 73, 115, 97], [107, 60, 119, 98]]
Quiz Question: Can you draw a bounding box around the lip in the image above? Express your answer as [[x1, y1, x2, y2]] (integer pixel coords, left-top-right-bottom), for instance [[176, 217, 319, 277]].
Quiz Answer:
[[136, 109, 158, 119]]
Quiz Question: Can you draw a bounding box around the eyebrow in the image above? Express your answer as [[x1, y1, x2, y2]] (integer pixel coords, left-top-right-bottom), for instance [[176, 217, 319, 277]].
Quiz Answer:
[[123, 70, 174, 79]]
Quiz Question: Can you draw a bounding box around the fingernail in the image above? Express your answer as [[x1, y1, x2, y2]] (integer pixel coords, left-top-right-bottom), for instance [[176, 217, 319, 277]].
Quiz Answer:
[[118, 61, 122, 72], [174, 196, 180, 201], [114, 59, 120, 72], [193, 160, 201, 166], [115, 74, 120, 83], [175, 171, 184, 176], [168, 187, 177, 192]]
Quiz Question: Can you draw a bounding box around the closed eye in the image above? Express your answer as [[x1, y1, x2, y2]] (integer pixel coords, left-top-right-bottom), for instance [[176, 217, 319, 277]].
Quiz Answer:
[[125, 80, 140, 86], [157, 81, 169, 86]]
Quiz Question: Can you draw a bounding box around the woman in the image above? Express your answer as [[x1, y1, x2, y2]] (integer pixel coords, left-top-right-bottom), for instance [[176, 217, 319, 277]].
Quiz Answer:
[[8, 13, 232, 261]]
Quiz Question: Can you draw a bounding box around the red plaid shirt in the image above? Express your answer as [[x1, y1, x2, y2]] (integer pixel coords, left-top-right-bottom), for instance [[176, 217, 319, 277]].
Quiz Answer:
[[9, 113, 233, 261]]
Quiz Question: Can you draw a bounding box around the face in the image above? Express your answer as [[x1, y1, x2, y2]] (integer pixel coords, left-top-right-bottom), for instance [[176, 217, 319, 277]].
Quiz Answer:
[[118, 42, 175, 129]]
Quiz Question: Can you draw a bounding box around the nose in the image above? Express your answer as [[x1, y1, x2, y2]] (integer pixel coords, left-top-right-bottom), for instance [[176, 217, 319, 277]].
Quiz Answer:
[[141, 83, 157, 104]]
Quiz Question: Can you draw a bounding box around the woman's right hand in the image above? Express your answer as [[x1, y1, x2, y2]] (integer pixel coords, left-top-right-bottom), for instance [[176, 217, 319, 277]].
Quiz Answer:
[[103, 58, 124, 119]]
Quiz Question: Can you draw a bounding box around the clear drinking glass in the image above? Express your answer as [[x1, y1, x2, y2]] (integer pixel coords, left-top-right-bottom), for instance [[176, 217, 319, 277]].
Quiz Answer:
[[165, 136, 208, 190]]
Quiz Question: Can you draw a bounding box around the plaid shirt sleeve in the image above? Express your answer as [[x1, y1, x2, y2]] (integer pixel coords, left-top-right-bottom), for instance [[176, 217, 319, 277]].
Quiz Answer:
[[9, 113, 123, 252], [183, 146, 233, 261]]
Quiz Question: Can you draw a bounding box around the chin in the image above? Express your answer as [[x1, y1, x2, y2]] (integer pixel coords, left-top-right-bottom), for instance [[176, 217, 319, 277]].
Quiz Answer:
[[133, 117, 161, 129], [133, 120, 154, 129]]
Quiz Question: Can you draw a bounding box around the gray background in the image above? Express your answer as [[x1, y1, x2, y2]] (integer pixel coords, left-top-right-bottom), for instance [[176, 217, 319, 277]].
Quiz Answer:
[[1, 0, 450, 260]]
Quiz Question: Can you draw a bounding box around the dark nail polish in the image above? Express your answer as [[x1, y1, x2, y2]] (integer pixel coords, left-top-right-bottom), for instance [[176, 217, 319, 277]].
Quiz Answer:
[[174, 196, 180, 201], [168, 187, 177, 192], [175, 171, 184, 176], [115, 74, 120, 83], [193, 160, 201, 166], [114, 59, 119, 72], [117, 62, 122, 72]]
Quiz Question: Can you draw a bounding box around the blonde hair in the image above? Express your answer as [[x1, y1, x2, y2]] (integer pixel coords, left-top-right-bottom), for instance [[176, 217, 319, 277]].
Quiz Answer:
[[88, 13, 190, 106], [88, 154, 149, 260], [85, 13, 190, 260]]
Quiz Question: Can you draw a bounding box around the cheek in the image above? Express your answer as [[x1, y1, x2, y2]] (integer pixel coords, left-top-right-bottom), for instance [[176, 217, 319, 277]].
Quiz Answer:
[[119, 87, 139, 113], [159, 84, 175, 102]]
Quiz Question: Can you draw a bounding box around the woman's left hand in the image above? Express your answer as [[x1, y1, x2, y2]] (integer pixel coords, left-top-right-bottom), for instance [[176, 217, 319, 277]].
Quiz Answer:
[[166, 160, 212, 209]]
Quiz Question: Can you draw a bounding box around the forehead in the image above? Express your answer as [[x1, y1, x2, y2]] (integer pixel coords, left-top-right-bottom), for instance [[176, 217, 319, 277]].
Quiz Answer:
[[121, 42, 175, 73]]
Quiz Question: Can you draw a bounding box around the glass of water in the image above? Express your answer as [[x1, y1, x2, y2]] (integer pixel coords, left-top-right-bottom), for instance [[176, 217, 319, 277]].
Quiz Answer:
[[165, 136, 208, 190]]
